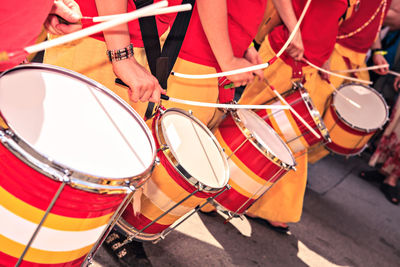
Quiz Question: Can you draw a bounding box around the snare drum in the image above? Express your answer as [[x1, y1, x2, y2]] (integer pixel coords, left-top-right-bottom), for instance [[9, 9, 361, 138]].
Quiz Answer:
[[0, 64, 156, 266], [324, 83, 389, 156], [213, 109, 296, 215], [117, 108, 229, 242], [257, 83, 330, 154]]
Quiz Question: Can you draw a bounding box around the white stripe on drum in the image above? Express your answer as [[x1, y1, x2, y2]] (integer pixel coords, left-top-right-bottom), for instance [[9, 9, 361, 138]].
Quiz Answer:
[[228, 160, 267, 198], [142, 178, 193, 216], [0, 205, 106, 252], [271, 102, 305, 153]]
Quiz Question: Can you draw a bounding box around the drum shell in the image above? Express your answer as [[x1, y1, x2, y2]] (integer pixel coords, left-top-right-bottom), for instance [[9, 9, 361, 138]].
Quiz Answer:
[[119, 109, 229, 241], [213, 113, 291, 214], [323, 84, 389, 156], [0, 143, 126, 266], [324, 101, 375, 155], [260, 87, 329, 153]]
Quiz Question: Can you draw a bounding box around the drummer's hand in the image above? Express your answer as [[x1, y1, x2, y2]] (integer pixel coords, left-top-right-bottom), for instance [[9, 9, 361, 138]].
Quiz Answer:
[[244, 46, 264, 79], [221, 57, 260, 88], [394, 76, 400, 92], [319, 58, 331, 81], [113, 58, 165, 103], [45, 0, 82, 35], [372, 54, 389, 75], [286, 31, 304, 61]]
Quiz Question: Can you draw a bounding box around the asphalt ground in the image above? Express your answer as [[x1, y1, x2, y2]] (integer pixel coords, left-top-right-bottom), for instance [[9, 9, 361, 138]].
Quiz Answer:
[[91, 153, 400, 267]]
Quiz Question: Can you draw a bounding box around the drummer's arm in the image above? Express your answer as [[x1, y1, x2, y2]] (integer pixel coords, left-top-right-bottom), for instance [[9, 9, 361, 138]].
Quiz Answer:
[[94, 0, 164, 103], [370, 36, 389, 75], [272, 0, 303, 60], [197, 0, 263, 87]]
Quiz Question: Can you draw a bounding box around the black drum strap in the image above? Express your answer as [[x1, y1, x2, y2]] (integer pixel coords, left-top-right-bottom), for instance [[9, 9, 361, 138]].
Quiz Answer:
[[133, 0, 195, 120]]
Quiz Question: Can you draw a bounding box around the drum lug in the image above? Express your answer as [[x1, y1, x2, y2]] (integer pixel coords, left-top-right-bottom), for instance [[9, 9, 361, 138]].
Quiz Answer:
[[188, 110, 193, 115], [160, 144, 169, 151], [197, 182, 204, 191], [155, 156, 161, 165]]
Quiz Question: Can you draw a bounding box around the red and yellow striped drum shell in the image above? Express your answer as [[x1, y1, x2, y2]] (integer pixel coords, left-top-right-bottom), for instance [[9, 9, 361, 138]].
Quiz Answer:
[[324, 83, 389, 156], [257, 84, 330, 154], [0, 64, 156, 266], [213, 109, 296, 215], [117, 108, 229, 242]]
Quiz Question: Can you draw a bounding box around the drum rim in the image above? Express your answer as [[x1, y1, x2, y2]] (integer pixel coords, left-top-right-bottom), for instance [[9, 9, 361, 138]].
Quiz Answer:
[[332, 83, 389, 133], [296, 83, 331, 142], [154, 108, 230, 193], [0, 63, 157, 194], [116, 217, 161, 242], [230, 109, 296, 170]]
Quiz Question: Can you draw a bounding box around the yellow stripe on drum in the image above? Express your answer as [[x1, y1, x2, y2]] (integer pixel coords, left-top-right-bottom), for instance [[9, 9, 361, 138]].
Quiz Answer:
[[0, 186, 113, 231], [324, 107, 372, 150], [214, 130, 267, 186], [0, 234, 92, 264], [139, 162, 205, 225]]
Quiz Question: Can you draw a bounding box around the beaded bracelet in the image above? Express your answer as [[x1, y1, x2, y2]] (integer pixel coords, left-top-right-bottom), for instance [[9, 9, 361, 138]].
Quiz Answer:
[[372, 49, 387, 56], [106, 44, 134, 62]]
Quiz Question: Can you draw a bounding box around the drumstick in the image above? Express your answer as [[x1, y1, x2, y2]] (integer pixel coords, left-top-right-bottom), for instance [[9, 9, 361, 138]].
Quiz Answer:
[[0, 1, 192, 61], [303, 58, 373, 85], [388, 70, 400, 77], [115, 78, 290, 110], [170, 0, 312, 79], [335, 64, 389, 73], [264, 79, 321, 139], [326, 80, 361, 109], [55, 5, 193, 24]]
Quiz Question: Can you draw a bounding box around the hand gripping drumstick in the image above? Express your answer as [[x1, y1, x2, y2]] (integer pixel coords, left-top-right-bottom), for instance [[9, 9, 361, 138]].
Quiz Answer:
[[0, 1, 193, 61], [171, 0, 313, 79], [326, 79, 361, 109], [115, 78, 290, 110], [263, 78, 321, 139]]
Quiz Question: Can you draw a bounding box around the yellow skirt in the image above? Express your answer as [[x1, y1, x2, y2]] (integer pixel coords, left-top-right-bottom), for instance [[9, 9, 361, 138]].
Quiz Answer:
[[307, 43, 370, 164], [238, 38, 319, 223]]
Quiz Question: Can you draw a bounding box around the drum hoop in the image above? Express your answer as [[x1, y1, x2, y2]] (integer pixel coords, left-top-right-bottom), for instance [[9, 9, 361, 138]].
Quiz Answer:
[[0, 64, 157, 193], [230, 109, 296, 170], [332, 83, 389, 133], [296, 84, 331, 142], [154, 108, 230, 193]]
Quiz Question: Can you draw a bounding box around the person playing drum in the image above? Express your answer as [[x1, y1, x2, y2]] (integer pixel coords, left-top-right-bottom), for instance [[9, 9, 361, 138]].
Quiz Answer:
[[0, 0, 82, 72], [237, 0, 348, 233], [308, 0, 394, 163]]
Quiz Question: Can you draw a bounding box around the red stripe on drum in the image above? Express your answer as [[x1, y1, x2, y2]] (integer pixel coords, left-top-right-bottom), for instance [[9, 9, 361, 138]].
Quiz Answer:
[[218, 116, 283, 179], [0, 144, 125, 218], [0, 250, 86, 267], [325, 140, 365, 156], [122, 203, 170, 235], [214, 187, 256, 214]]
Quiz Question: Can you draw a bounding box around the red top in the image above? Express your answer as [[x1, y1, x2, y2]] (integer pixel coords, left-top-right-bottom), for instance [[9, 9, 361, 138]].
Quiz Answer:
[[178, 0, 268, 68], [0, 0, 54, 71], [337, 0, 391, 53], [76, 0, 180, 47], [269, 0, 348, 68]]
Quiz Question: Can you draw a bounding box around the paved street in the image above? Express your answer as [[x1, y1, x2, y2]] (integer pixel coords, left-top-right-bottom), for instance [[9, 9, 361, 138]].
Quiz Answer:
[[91, 153, 400, 267]]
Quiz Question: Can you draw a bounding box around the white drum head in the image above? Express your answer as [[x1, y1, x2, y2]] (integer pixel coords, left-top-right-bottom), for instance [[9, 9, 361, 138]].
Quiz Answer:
[[160, 110, 228, 189], [0, 65, 154, 179], [236, 109, 295, 167], [334, 84, 388, 131]]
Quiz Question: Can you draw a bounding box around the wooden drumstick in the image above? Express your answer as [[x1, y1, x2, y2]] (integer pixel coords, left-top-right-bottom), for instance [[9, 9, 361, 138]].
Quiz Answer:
[[264, 79, 321, 139], [388, 70, 400, 77], [326, 80, 361, 109], [335, 64, 389, 73]]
